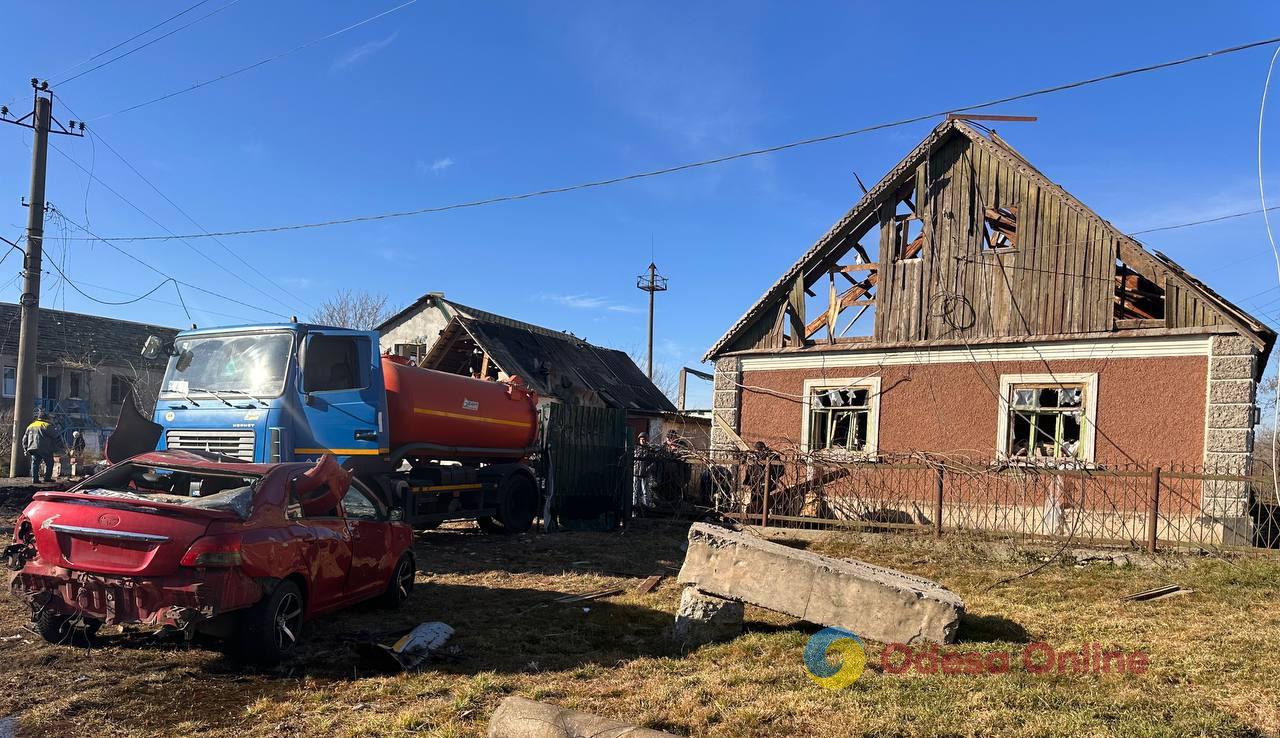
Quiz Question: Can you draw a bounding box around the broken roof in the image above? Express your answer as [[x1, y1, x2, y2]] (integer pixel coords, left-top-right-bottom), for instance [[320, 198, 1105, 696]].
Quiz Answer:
[[0, 302, 178, 369], [424, 314, 678, 414], [703, 118, 1276, 362], [378, 291, 568, 340]]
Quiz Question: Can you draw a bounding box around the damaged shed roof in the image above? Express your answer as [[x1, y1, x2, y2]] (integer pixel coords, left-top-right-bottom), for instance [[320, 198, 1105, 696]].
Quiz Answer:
[[423, 315, 677, 414]]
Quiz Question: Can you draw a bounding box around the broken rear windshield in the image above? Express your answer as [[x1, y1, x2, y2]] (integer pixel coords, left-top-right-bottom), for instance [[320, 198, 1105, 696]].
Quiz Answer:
[[80, 464, 262, 520]]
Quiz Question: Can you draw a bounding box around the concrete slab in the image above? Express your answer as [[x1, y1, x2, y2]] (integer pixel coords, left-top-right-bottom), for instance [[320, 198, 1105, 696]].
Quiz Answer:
[[673, 587, 743, 646], [677, 523, 964, 644]]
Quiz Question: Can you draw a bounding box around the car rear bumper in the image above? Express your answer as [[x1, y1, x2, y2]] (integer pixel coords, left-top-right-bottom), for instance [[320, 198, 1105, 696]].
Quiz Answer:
[[9, 563, 264, 629]]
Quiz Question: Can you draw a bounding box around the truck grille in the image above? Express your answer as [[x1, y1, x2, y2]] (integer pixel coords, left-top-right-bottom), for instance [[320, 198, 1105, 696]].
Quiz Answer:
[[164, 429, 255, 461]]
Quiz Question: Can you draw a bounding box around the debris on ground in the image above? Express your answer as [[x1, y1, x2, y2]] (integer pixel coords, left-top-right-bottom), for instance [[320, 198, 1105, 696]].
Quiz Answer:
[[486, 695, 679, 738], [635, 575, 663, 593], [673, 588, 743, 647], [348, 622, 456, 671], [677, 522, 965, 644], [552, 587, 624, 604], [1121, 584, 1191, 602]]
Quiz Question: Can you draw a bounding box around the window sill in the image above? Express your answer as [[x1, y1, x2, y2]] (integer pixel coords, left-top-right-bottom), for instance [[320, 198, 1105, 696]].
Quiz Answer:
[[998, 456, 1099, 471]]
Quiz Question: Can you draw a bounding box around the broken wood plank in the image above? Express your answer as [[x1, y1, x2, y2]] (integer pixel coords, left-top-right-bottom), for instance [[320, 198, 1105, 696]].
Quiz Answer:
[[635, 575, 663, 594], [554, 586, 626, 604], [1119, 584, 1186, 602]]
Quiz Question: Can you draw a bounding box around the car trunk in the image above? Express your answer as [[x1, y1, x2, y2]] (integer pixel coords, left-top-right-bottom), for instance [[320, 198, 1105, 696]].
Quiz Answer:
[[25, 492, 238, 577]]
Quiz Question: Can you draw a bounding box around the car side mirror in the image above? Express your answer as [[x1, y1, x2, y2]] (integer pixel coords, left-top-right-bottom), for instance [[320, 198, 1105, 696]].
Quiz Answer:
[[388, 507, 404, 522]]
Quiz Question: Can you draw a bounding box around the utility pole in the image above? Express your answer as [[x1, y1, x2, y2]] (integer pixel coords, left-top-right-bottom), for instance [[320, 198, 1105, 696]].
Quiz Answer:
[[1, 80, 84, 477], [635, 262, 667, 379]]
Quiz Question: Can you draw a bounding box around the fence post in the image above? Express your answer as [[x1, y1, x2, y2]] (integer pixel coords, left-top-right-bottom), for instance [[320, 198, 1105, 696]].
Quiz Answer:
[[933, 466, 944, 537], [761, 464, 771, 529], [1147, 466, 1161, 553]]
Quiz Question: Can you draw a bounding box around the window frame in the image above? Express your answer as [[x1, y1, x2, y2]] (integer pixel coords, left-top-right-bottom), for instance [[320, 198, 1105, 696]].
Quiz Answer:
[[996, 372, 1098, 464], [340, 480, 384, 521], [302, 334, 370, 394], [2, 366, 14, 398], [110, 374, 135, 404], [800, 376, 882, 459]]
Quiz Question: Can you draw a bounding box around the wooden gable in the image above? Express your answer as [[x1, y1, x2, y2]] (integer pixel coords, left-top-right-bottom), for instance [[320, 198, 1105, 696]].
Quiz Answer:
[[707, 119, 1274, 359]]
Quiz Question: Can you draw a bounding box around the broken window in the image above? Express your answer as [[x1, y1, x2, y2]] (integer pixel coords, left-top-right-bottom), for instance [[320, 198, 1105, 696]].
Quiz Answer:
[[1006, 384, 1085, 461], [808, 385, 873, 453], [894, 215, 924, 260], [982, 206, 1018, 250], [1114, 261, 1165, 320]]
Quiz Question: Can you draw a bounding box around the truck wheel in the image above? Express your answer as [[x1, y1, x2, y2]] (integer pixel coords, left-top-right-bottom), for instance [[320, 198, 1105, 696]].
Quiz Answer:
[[380, 554, 415, 609], [476, 516, 506, 535], [230, 580, 304, 668], [496, 474, 538, 534]]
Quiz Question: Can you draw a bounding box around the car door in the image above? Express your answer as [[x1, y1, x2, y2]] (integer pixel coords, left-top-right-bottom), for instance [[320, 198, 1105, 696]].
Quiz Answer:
[[285, 483, 353, 614], [340, 481, 395, 600], [297, 331, 384, 464]]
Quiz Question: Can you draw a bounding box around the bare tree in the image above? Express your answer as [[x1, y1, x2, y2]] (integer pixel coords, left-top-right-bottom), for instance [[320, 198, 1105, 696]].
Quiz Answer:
[[627, 349, 678, 404], [311, 290, 394, 330]]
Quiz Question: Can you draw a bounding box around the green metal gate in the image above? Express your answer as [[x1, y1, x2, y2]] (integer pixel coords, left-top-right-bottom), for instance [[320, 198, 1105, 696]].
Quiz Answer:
[[541, 404, 632, 531]]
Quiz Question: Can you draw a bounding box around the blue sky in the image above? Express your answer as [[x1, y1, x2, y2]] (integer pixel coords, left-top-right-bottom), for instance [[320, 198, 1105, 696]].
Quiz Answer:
[[2, 1, 1280, 410]]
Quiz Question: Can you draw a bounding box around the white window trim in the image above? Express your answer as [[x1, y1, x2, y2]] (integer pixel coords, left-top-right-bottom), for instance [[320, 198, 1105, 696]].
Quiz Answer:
[[800, 375, 882, 458], [996, 372, 1098, 463], [1, 365, 14, 399]]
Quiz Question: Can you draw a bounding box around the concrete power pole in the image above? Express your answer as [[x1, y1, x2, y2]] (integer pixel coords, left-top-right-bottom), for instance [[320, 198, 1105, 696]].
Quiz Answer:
[[1, 82, 83, 477], [635, 262, 667, 379]]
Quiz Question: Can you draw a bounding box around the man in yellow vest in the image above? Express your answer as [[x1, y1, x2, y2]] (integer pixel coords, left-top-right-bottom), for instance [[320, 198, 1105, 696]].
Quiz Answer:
[[22, 410, 59, 484]]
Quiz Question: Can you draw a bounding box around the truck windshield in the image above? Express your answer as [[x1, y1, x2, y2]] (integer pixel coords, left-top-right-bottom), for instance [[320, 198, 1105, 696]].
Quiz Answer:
[[160, 332, 293, 399]]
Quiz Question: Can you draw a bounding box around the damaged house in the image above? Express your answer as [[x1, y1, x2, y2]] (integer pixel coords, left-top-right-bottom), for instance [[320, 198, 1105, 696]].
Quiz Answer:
[[379, 293, 681, 439], [705, 118, 1275, 543]]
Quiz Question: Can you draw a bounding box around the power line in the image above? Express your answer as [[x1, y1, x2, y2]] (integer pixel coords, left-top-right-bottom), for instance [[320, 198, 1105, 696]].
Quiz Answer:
[[1128, 204, 1280, 235], [53, 0, 241, 87], [46, 0, 215, 82], [48, 206, 291, 320], [91, 0, 418, 122], [73, 34, 1280, 241], [54, 92, 316, 311], [48, 141, 305, 315]]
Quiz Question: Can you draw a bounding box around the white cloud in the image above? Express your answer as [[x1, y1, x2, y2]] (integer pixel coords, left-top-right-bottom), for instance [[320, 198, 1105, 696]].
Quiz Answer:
[[543, 293, 641, 314], [430, 157, 453, 172], [332, 31, 398, 71]]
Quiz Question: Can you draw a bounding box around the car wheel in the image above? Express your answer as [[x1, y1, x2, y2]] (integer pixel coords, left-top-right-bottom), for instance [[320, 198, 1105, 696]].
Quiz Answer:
[[231, 580, 304, 667], [497, 474, 538, 534], [380, 554, 415, 609], [35, 609, 101, 646]]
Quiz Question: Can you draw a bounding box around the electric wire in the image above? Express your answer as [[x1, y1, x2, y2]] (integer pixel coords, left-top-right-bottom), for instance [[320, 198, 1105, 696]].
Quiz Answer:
[[73, 34, 1280, 241], [54, 0, 241, 87], [54, 91, 316, 311], [45, 0, 215, 83], [48, 142, 305, 315], [90, 0, 418, 122], [48, 206, 290, 320], [1257, 46, 1280, 496]]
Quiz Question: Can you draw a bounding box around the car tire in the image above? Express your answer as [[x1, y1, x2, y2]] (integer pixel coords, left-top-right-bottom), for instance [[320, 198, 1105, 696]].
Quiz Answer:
[[231, 580, 304, 668], [496, 474, 538, 534], [380, 554, 415, 609], [35, 609, 100, 646]]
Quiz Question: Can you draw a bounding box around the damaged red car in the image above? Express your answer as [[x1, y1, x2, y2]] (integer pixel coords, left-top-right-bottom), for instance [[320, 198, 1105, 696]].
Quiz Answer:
[[6, 450, 416, 666]]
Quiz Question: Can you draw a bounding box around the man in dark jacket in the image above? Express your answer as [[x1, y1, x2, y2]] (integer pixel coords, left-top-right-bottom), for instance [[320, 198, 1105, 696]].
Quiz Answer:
[[23, 410, 59, 484]]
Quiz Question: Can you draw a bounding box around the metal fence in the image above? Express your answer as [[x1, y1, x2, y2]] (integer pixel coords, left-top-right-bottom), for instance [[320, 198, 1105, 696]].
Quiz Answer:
[[643, 449, 1280, 554]]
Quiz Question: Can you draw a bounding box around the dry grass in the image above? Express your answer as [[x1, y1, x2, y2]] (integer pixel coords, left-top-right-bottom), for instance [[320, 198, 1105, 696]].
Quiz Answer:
[[0, 485, 1278, 737]]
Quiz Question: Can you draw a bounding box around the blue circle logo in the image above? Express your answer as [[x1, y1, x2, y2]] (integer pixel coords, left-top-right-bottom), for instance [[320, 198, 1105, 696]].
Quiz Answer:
[[803, 627, 866, 689]]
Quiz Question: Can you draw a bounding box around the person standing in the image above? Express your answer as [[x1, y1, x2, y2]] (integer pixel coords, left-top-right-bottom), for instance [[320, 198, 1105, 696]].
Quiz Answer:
[[23, 410, 59, 484], [632, 431, 655, 513], [68, 430, 86, 479]]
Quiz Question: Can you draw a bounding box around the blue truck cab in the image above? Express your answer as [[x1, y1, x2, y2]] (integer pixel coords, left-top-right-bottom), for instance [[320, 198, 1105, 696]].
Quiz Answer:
[[151, 323, 391, 470]]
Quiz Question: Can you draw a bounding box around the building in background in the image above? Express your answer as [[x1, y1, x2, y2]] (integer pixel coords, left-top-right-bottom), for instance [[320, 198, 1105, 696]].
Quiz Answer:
[[0, 303, 178, 452], [379, 293, 703, 445], [704, 118, 1275, 542]]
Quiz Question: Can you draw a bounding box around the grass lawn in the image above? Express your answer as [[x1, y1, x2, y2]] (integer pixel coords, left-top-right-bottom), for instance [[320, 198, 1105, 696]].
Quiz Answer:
[[0, 486, 1278, 737]]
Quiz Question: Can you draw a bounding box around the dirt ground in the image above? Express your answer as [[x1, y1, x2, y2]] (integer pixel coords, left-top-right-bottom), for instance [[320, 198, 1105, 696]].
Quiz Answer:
[[0, 483, 1279, 738]]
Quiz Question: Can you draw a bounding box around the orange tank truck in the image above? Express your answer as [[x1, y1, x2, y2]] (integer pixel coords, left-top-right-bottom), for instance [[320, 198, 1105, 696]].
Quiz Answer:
[[381, 356, 539, 460]]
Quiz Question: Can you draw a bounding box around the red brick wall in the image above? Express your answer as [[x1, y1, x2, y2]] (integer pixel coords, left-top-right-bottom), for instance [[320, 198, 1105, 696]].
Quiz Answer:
[[738, 355, 1207, 466]]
